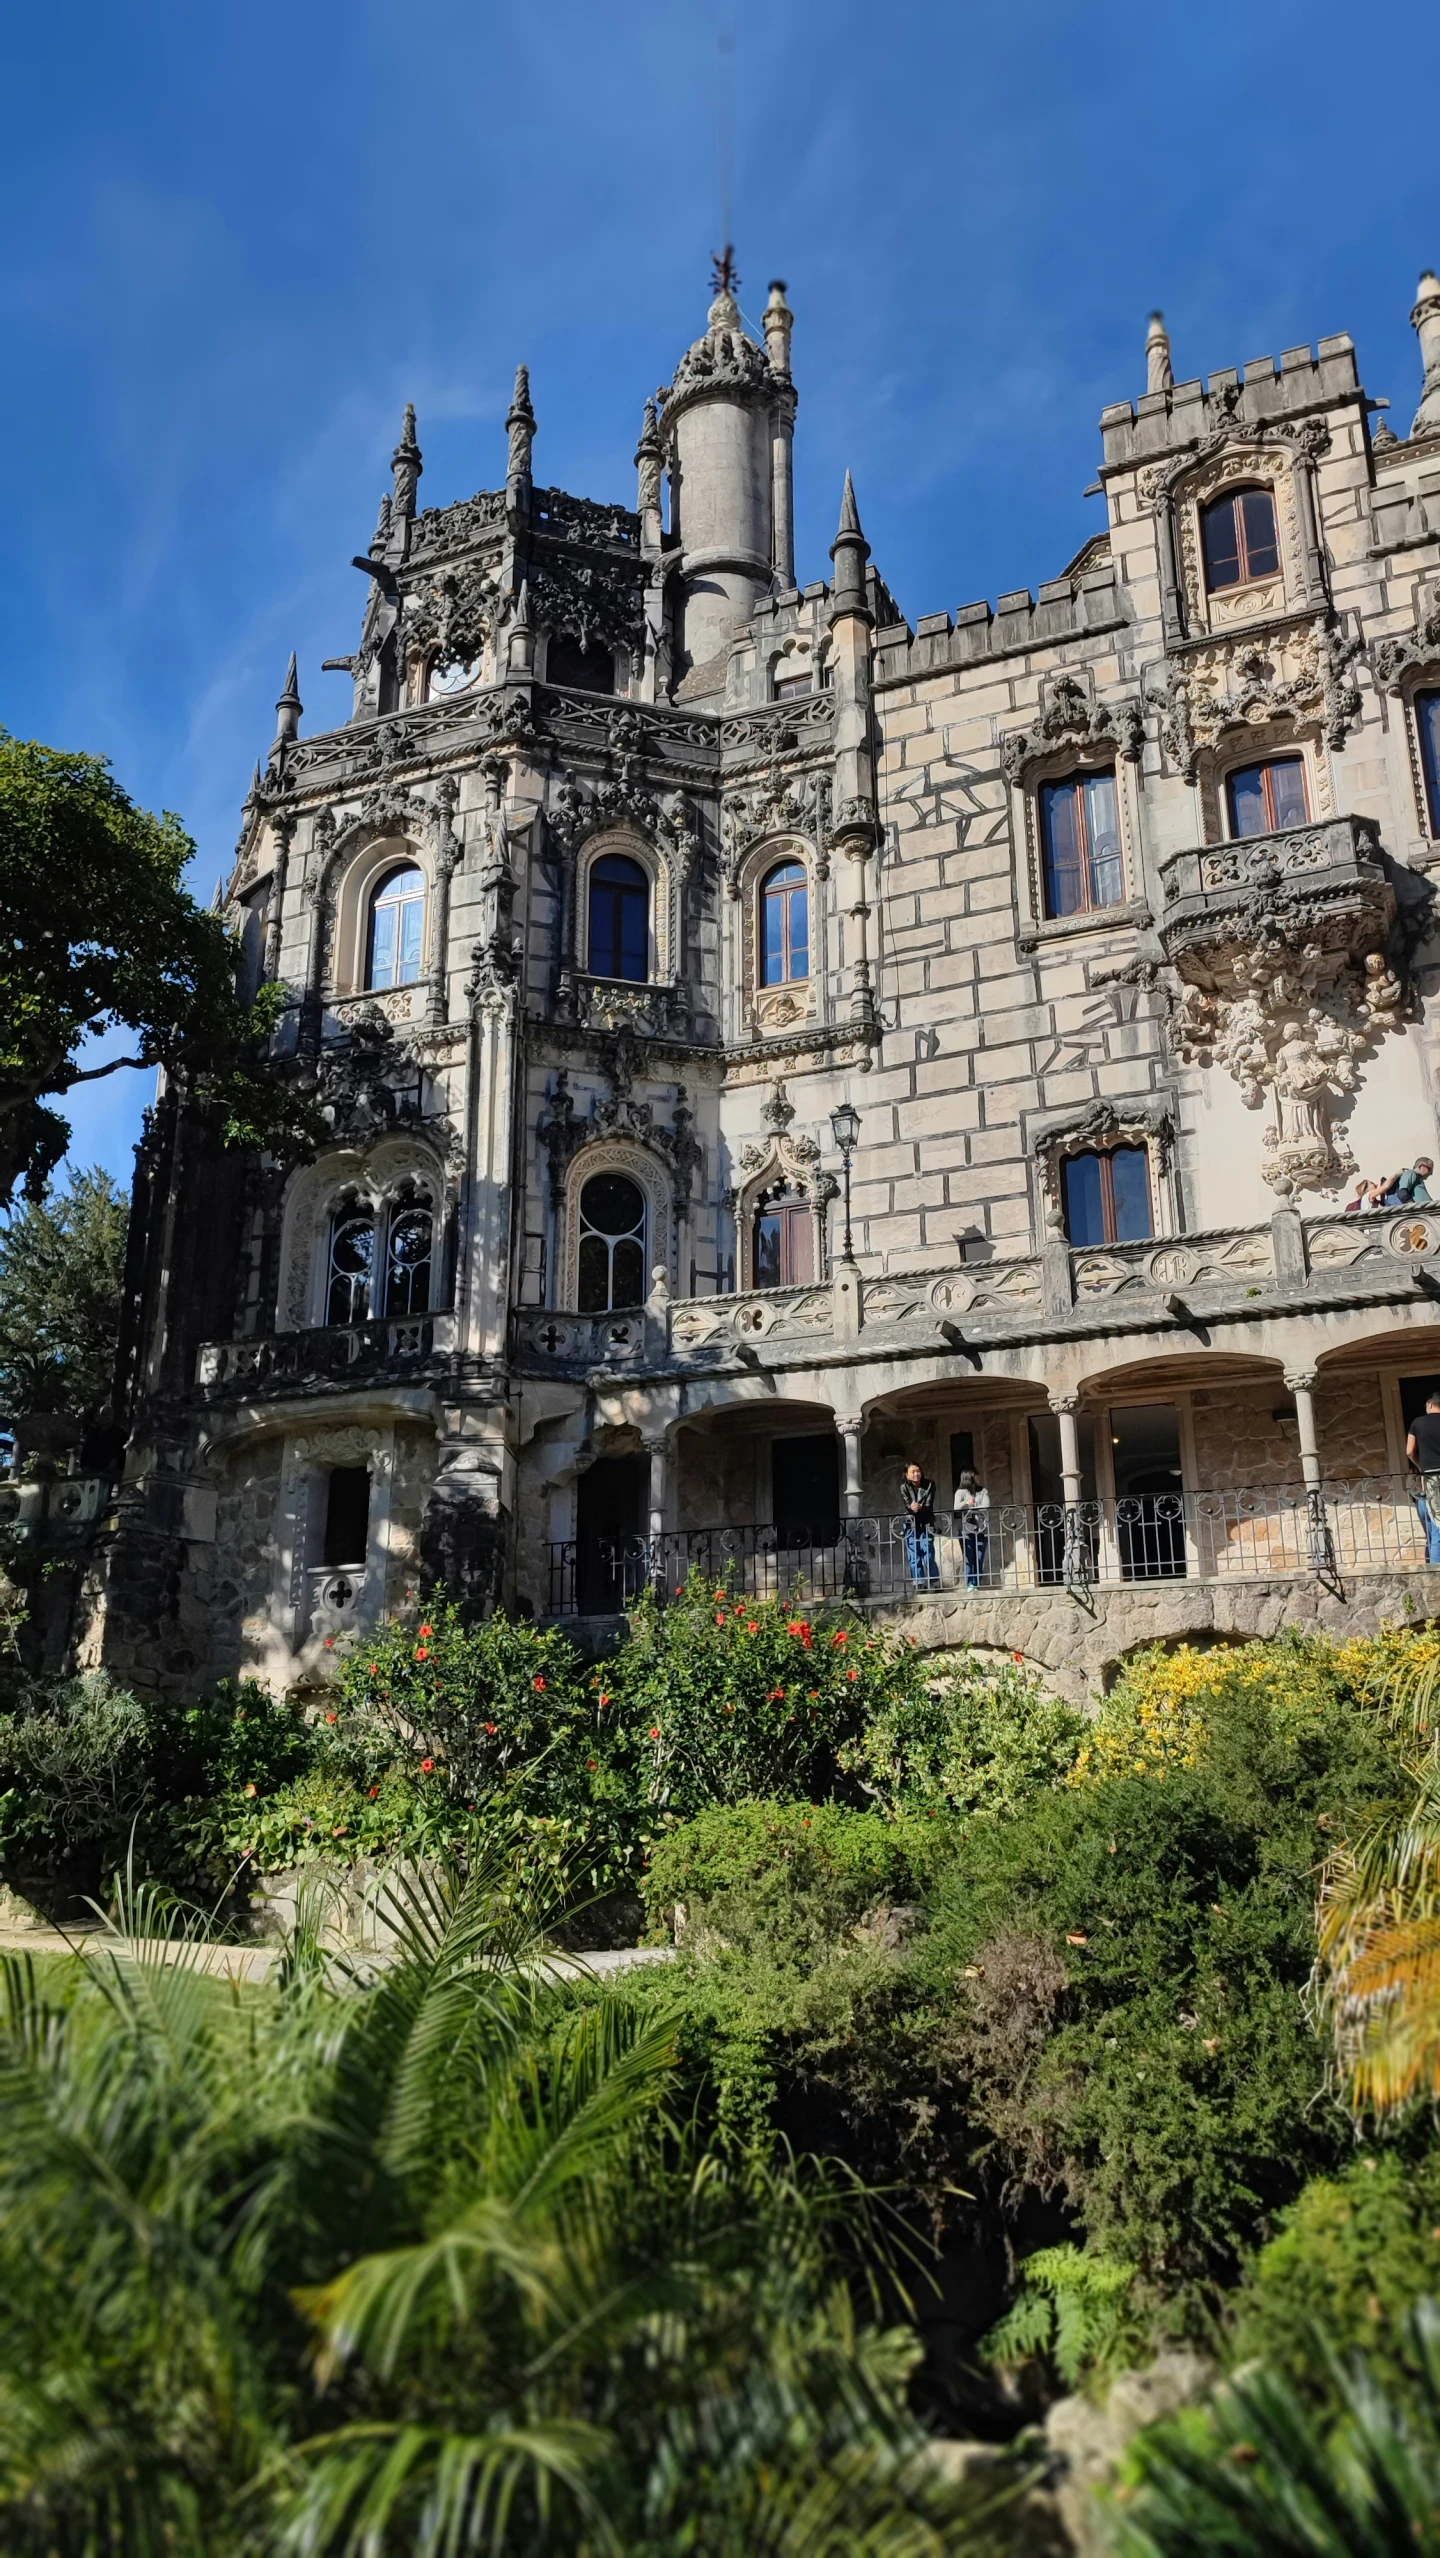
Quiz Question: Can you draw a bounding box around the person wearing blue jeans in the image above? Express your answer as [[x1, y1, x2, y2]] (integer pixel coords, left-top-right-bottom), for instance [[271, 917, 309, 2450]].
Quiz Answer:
[[954, 1470, 991, 1590], [1408, 1391, 1440, 1567], [901, 1462, 940, 1592]]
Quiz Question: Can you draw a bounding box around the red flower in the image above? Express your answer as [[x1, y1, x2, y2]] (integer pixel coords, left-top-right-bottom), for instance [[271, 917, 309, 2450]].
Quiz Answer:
[[368, 1662, 379, 1675], [1012, 1650, 1024, 1663], [787, 1620, 806, 1636], [323, 1637, 334, 1650], [809, 1689, 819, 1700], [599, 1690, 611, 1706], [533, 1676, 546, 1691], [831, 1630, 849, 1647], [745, 1620, 758, 1634], [846, 1669, 859, 1682], [768, 1688, 785, 1701], [716, 1613, 726, 1626], [484, 1722, 496, 1735], [419, 1622, 433, 1637], [649, 1725, 661, 1738], [416, 1646, 430, 1661], [368, 1786, 380, 1799], [325, 1710, 338, 1724], [587, 1757, 598, 1769], [420, 1757, 434, 1772]]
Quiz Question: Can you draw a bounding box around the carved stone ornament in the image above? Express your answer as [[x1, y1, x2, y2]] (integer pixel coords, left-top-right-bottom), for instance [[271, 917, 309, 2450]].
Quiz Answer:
[[999, 673, 1145, 783], [1171, 926, 1404, 1193], [1148, 614, 1363, 776], [407, 489, 506, 563], [314, 1012, 424, 1145], [1373, 580, 1440, 692], [528, 554, 644, 655], [1138, 408, 1331, 510], [402, 558, 504, 673], [659, 291, 775, 431], [721, 763, 832, 892], [537, 1052, 702, 1212]]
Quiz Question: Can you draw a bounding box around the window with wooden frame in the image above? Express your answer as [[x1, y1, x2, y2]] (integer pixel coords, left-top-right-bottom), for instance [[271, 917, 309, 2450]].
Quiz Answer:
[[587, 853, 649, 982], [366, 864, 426, 990], [1225, 754, 1308, 839], [1417, 691, 1440, 836], [759, 860, 809, 985], [1038, 769, 1123, 918], [1200, 487, 1281, 593], [1060, 1146, 1153, 1247], [753, 1186, 814, 1289]]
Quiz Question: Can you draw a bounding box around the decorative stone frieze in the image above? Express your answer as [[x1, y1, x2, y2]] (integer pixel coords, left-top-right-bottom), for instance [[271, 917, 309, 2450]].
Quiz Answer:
[[1148, 614, 1363, 777], [998, 673, 1145, 782], [529, 555, 644, 658], [1373, 580, 1440, 691], [402, 558, 505, 674]]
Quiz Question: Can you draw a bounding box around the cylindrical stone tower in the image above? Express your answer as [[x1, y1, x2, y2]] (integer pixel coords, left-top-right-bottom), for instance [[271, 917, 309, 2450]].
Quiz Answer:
[[660, 272, 788, 694]]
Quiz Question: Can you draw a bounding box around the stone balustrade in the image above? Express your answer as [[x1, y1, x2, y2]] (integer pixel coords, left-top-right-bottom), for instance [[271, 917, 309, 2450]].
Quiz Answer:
[[195, 1314, 455, 1396]]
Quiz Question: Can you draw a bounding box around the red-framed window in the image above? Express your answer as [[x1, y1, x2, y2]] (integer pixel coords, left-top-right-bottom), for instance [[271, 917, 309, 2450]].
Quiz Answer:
[[754, 1189, 814, 1289], [1226, 755, 1308, 839], [1200, 487, 1281, 593]]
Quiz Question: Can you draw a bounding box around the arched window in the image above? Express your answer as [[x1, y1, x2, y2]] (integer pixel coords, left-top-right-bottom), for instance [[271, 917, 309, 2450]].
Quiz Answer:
[[588, 854, 649, 982], [1038, 769, 1123, 918], [753, 1185, 813, 1289], [327, 1193, 375, 1325], [1200, 487, 1280, 593], [383, 1182, 433, 1315], [366, 864, 426, 990], [760, 860, 809, 985], [548, 634, 615, 693], [577, 1172, 647, 1312]]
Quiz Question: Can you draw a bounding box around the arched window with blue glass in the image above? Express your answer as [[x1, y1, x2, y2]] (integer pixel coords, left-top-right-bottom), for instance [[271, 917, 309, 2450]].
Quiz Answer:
[[760, 859, 809, 986], [366, 863, 427, 990], [587, 852, 649, 982]]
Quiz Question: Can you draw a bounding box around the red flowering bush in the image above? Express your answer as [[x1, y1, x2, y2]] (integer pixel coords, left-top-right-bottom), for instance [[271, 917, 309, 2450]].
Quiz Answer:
[[602, 1570, 927, 1817], [335, 1597, 594, 1809]]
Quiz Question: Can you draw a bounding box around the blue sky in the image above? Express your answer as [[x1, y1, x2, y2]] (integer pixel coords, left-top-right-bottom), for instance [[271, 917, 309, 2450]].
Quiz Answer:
[[5, 0, 1437, 1193]]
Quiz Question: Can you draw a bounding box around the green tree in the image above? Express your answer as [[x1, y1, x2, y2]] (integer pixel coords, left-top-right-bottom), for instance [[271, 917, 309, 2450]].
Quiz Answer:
[[0, 730, 313, 1205], [0, 1165, 128, 1424]]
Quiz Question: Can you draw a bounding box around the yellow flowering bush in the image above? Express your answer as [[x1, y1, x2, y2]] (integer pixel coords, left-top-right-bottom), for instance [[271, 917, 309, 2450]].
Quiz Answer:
[[1073, 1625, 1440, 1789]]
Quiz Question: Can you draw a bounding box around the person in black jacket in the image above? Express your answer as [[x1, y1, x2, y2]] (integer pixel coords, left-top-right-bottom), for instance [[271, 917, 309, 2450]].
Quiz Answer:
[[901, 1461, 940, 1591], [1407, 1390, 1440, 1566]]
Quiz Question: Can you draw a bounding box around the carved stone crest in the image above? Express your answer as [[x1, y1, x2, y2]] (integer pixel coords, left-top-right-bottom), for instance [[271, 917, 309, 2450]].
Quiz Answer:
[[999, 674, 1145, 783], [1148, 614, 1363, 777], [1373, 580, 1440, 692]]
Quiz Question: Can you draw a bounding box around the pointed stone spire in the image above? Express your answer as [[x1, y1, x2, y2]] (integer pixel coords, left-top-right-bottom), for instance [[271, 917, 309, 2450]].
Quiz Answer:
[[390, 405, 422, 521], [272, 652, 302, 750], [369, 491, 393, 558], [1146, 310, 1174, 397], [763, 278, 794, 381], [1411, 271, 1440, 439], [506, 364, 536, 484], [829, 471, 872, 619], [507, 578, 536, 676]]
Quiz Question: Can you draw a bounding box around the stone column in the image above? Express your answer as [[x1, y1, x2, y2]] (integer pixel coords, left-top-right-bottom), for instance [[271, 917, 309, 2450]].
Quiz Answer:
[[646, 1435, 668, 1545], [836, 1412, 865, 1519], [1052, 1395, 1083, 1507], [1285, 1369, 1322, 1492], [1411, 271, 1440, 440]]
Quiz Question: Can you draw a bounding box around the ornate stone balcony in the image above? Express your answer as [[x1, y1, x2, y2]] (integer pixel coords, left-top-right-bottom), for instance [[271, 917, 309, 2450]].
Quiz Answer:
[[195, 1315, 456, 1398], [1156, 814, 1391, 973]]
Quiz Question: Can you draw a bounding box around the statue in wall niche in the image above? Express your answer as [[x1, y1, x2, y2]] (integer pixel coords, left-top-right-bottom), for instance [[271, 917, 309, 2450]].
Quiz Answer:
[[1173, 935, 1408, 1193]]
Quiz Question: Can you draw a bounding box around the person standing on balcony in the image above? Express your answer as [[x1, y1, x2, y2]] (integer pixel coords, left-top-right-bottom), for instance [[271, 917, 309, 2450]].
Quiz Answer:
[[954, 1468, 991, 1591], [901, 1461, 940, 1592], [1406, 1392, 1440, 1569], [1380, 1158, 1435, 1206]]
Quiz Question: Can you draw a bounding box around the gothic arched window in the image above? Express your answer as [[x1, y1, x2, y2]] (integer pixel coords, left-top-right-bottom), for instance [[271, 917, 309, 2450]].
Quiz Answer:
[[366, 863, 426, 990], [577, 1172, 646, 1312], [760, 860, 809, 985], [548, 635, 615, 693], [383, 1183, 433, 1316], [326, 1193, 375, 1325], [1200, 486, 1280, 593], [753, 1185, 814, 1290], [587, 854, 649, 982]]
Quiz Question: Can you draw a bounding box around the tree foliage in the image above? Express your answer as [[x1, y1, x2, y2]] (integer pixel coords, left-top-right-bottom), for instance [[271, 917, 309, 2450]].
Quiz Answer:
[[0, 1163, 128, 1424], [0, 729, 314, 1204]]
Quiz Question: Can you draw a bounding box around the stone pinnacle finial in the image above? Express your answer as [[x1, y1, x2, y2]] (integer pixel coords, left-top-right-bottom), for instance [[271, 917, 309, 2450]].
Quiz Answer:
[[763, 278, 794, 381], [370, 492, 393, 557], [635, 397, 663, 531], [273, 652, 302, 749], [1412, 270, 1440, 439], [830, 471, 871, 617], [1146, 310, 1174, 396], [506, 364, 537, 482], [391, 405, 422, 520]]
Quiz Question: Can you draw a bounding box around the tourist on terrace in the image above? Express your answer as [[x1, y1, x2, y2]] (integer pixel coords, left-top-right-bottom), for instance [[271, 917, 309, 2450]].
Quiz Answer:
[[954, 1469, 991, 1590], [1406, 1391, 1440, 1569], [1379, 1158, 1435, 1207], [1345, 1179, 1382, 1212], [900, 1461, 941, 1592]]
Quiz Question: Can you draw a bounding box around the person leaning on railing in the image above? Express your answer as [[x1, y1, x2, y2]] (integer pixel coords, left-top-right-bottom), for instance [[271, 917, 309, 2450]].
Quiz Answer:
[[953, 1469, 991, 1591], [1406, 1390, 1440, 1569], [900, 1462, 941, 1593], [1378, 1158, 1435, 1207]]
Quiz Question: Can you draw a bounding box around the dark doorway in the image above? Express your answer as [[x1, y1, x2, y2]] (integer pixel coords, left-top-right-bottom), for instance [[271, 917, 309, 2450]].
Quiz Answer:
[[1110, 1403, 1186, 1580], [323, 1466, 371, 1567], [548, 634, 615, 693], [771, 1434, 839, 1546], [1400, 1373, 1440, 1430], [575, 1454, 647, 1613]]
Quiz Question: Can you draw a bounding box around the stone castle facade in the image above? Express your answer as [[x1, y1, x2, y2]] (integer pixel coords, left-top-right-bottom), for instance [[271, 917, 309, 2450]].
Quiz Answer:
[[78, 263, 1440, 1697]]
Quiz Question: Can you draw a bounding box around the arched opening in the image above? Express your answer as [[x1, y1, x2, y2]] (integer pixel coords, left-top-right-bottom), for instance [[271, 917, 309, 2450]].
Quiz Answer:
[[587, 853, 649, 982], [1200, 485, 1280, 592], [383, 1180, 433, 1315], [753, 1184, 813, 1288], [577, 1171, 647, 1312], [326, 1191, 375, 1325], [548, 634, 615, 693], [366, 863, 426, 990], [760, 860, 809, 985]]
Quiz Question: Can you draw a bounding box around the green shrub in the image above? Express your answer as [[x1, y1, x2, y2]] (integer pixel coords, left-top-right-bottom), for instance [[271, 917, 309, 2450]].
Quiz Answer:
[[0, 1673, 152, 1871], [1229, 2148, 1440, 2408], [640, 1797, 950, 1946], [981, 2242, 1144, 2390], [601, 1570, 925, 1818], [842, 1648, 1084, 1817]]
